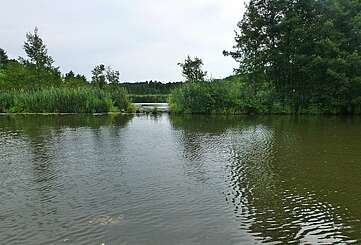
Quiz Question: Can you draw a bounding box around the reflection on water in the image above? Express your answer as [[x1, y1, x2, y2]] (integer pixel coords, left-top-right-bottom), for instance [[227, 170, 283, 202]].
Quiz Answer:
[[0, 114, 133, 245], [170, 115, 361, 244], [0, 114, 360, 244]]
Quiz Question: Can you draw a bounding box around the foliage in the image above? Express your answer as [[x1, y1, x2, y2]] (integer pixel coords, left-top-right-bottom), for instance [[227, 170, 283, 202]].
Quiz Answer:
[[64, 71, 88, 87], [91, 64, 106, 88], [224, 0, 361, 114], [0, 60, 62, 90], [169, 77, 281, 114], [23, 27, 54, 69], [10, 27, 63, 88], [91, 64, 121, 87], [178, 55, 207, 82], [107, 86, 130, 111], [0, 48, 8, 68], [106, 66, 120, 84]]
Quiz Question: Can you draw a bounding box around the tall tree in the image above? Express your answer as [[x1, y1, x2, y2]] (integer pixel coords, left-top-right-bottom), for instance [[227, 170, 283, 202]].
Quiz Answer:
[[224, 0, 282, 95], [0, 48, 8, 67], [23, 27, 54, 69], [106, 66, 120, 84], [64, 70, 87, 87], [178, 55, 207, 81], [65, 71, 75, 80], [91, 64, 106, 87], [225, 0, 348, 112]]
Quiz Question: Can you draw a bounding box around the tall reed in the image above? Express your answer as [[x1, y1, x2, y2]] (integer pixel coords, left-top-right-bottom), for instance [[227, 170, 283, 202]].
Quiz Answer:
[[0, 87, 131, 113]]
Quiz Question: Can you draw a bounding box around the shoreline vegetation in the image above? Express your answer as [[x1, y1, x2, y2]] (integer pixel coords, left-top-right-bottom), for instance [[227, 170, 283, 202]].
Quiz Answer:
[[0, 87, 133, 114], [168, 77, 361, 115], [2, 0, 361, 115]]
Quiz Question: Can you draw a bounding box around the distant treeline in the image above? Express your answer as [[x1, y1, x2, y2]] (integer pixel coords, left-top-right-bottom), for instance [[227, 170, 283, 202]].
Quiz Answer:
[[129, 94, 169, 103], [119, 81, 181, 95]]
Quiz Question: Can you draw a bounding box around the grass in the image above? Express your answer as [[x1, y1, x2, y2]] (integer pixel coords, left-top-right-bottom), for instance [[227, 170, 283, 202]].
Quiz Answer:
[[0, 87, 132, 113]]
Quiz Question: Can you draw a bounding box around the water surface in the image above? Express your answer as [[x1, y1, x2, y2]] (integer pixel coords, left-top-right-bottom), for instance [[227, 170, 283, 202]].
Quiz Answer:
[[1, 114, 360, 244]]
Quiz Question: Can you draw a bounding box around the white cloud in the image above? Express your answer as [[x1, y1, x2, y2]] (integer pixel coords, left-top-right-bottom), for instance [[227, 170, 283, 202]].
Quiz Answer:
[[0, 0, 246, 81]]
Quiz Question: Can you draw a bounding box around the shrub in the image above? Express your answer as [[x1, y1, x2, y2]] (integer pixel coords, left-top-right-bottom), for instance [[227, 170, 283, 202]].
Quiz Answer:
[[169, 79, 286, 114]]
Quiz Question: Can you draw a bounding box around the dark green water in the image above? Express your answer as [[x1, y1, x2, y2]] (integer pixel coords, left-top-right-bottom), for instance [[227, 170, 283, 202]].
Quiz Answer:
[[1, 114, 360, 245]]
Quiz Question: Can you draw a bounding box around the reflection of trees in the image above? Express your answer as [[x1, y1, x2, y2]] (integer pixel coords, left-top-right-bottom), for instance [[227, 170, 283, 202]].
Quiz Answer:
[[169, 115, 361, 243], [170, 115, 254, 183], [226, 123, 300, 243], [170, 115, 248, 134], [0, 114, 134, 160], [226, 116, 360, 244], [0, 114, 134, 134], [30, 133, 59, 217], [170, 114, 255, 160]]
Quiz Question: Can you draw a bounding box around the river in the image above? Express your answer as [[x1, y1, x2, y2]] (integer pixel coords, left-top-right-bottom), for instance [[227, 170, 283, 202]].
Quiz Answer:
[[0, 114, 360, 244]]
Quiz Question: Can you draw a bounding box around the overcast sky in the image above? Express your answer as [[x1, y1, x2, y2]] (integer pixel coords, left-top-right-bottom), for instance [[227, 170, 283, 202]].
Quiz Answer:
[[1, 0, 246, 82]]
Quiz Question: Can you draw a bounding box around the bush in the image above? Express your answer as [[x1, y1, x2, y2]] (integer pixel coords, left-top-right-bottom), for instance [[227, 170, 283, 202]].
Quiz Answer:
[[169, 79, 291, 114], [169, 79, 252, 114], [107, 87, 130, 112]]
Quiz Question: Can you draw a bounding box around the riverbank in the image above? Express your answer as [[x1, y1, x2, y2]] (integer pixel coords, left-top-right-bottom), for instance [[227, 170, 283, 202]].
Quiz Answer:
[[0, 103, 169, 115]]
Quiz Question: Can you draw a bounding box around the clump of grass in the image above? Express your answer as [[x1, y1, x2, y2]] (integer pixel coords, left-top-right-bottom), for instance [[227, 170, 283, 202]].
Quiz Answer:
[[0, 92, 15, 113]]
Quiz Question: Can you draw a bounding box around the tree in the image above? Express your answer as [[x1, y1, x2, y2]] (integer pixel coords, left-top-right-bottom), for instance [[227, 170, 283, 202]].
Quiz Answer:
[[225, 0, 351, 112], [91, 65, 120, 87], [0, 60, 39, 90], [178, 55, 207, 81], [91, 64, 106, 87], [64, 70, 87, 87], [223, 0, 279, 95], [106, 66, 120, 84], [23, 27, 54, 69], [75, 74, 87, 83], [0, 48, 8, 67], [65, 71, 75, 80]]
